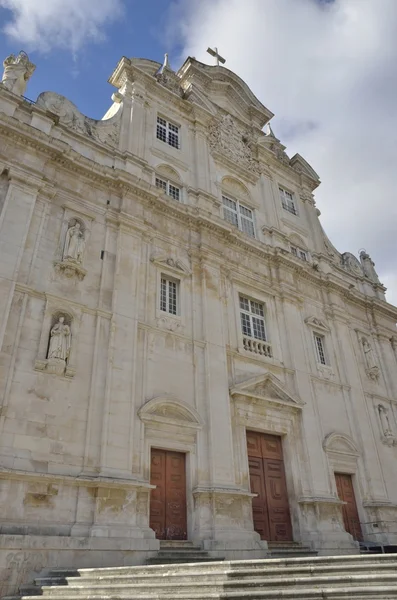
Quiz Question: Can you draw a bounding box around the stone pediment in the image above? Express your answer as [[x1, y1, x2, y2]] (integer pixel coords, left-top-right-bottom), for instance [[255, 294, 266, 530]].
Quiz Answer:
[[323, 432, 360, 456], [138, 396, 202, 430], [150, 255, 191, 276], [230, 373, 304, 409], [289, 153, 320, 188], [178, 58, 274, 129], [305, 316, 330, 333]]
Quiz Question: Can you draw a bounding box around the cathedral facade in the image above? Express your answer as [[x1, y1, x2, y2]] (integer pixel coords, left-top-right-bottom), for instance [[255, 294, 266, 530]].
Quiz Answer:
[[1, 51, 397, 594]]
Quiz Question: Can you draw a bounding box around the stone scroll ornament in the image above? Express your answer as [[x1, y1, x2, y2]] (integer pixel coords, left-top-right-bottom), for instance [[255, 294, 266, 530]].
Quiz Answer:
[[1, 51, 36, 97], [46, 316, 71, 375]]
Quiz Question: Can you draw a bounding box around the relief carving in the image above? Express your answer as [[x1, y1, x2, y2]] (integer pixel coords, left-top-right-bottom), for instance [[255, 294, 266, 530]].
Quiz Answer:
[[208, 113, 260, 175], [341, 252, 363, 277], [36, 91, 121, 147]]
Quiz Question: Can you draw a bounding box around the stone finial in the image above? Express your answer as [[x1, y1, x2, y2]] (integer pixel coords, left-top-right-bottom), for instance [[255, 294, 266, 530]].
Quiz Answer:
[[1, 51, 36, 97], [158, 53, 172, 74]]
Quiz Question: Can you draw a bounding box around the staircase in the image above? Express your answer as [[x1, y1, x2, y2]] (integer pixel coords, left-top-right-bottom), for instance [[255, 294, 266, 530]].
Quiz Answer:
[[147, 540, 222, 564], [4, 553, 397, 599], [267, 541, 317, 558]]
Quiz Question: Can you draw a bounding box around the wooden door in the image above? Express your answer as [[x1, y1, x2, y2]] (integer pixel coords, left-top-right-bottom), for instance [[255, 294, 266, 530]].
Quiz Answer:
[[149, 449, 187, 540], [335, 473, 363, 541], [247, 431, 293, 542]]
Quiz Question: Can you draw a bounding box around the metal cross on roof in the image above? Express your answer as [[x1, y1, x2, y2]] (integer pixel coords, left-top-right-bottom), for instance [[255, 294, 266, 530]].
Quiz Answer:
[[206, 47, 226, 66]]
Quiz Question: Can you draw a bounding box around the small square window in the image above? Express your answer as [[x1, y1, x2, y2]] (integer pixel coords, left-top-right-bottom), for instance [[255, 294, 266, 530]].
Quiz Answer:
[[280, 187, 297, 215], [160, 276, 179, 315], [156, 116, 180, 149]]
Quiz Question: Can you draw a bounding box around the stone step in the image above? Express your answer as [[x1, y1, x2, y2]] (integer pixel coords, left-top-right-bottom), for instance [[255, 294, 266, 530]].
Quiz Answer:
[[30, 572, 397, 596], [27, 560, 397, 590], [45, 552, 397, 580], [5, 586, 397, 600]]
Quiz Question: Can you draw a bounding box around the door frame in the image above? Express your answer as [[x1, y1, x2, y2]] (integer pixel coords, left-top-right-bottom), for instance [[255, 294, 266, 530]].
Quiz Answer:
[[323, 433, 366, 537], [139, 396, 203, 543], [231, 391, 305, 543]]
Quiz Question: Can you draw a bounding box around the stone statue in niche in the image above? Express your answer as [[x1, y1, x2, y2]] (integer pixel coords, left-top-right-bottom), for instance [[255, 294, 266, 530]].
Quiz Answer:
[[362, 337, 380, 381], [360, 250, 381, 285], [378, 405, 394, 440], [63, 221, 86, 263], [46, 316, 71, 375], [1, 51, 36, 96]]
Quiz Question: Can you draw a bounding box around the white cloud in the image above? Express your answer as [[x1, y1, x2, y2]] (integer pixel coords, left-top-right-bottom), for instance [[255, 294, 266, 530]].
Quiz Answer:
[[0, 0, 124, 52], [173, 0, 397, 305]]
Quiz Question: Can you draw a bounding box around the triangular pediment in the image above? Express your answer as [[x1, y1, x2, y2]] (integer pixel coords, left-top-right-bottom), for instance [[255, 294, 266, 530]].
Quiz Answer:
[[150, 254, 191, 276], [138, 396, 202, 429], [230, 373, 304, 409]]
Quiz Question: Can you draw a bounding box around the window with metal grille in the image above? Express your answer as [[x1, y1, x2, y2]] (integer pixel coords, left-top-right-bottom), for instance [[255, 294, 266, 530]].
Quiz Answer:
[[222, 196, 255, 238], [156, 116, 180, 149], [239, 296, 267, 341], [314, 334, 327, 365], [160, 276, 179, 315], [291, 245, 307, 261], [279, 187, 297, 215], [156, 177, 181, 201]]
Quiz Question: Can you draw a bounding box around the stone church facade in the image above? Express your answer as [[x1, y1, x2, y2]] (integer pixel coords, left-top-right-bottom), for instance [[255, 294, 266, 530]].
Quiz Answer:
[[0, 50, 397, 593]]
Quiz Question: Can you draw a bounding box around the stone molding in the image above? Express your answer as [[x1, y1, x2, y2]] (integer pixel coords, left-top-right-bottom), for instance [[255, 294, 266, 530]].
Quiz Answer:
[[138, 395, 203, 430], [230, 372, 305, 410]]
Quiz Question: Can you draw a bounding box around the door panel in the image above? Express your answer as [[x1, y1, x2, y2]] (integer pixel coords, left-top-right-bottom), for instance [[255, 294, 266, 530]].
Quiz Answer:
[[249, 456, 270, 540], [247, 432, 293, 542], [335, 473, 363, 541], [149, 449, 187, 540]]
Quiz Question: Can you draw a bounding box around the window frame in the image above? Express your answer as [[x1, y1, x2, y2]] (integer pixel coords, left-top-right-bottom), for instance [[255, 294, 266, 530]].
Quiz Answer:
[[156, 115, 180, 150], [313, 333, 327, 366], [279, 187, 298, 216], [239, 295, 267, 342], [155, 176, 181, 202], [290, 245, 308, 261], [159, 274, 180, 316], [222, 195, 256, 238]]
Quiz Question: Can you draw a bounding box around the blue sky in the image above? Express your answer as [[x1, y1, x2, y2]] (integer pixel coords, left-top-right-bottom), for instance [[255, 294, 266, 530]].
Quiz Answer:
[[0, 1, 182, 118], [1, 0, 397, 302]]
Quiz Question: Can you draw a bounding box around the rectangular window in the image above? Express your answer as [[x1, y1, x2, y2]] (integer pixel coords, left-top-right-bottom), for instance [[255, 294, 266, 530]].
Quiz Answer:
[[280, 187, 297, 215], [156, 177, 180, 202], [222, 196, 255, 238], [239, 296, 267, 341], [314, 334, 327, 365], [291, 245, 307, 261], [160, 277, 179, 315], [156, 116, 180, 149]]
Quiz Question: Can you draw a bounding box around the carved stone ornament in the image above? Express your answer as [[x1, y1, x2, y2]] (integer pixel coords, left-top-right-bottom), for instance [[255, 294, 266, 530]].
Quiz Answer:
[[54, 220, 87, 281], [1, 51, 36, 96], [35, 315, 73, 377], [361, 337, 380, 382], [150, 255, 191, 276], [341, 252, 363, 277], [156, 315, 181, 332], [208, 113, 261, 175], [154, 53, 183, 97], [360, 250, 381, 285], [36, 91, 121, 147], [378, 404, 396, 446]]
